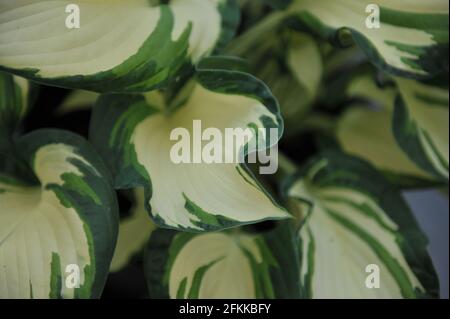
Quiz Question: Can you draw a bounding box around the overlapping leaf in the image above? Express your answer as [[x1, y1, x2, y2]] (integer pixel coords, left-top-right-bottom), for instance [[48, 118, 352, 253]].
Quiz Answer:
[[393, 77, 449, 182], [283, 152, 439, 298], [0, 130, 119, 298], [337, 73, 449, 184], [0, 0, 239, 93], [90, 58, 290, 232], [337, 74, 435, 186], [144, 223, 300, 299], [285, 0, 449, 78], [245, 32, 323, 135]]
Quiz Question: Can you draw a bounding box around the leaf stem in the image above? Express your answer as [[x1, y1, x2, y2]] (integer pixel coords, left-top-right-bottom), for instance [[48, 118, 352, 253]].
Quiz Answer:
[[226, 11, 288, 56]]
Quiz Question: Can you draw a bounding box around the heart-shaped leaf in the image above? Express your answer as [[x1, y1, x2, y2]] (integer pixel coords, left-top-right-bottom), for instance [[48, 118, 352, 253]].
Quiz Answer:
[[0, 129, 118, 298], [144, 223, 301, 299], [90, 59, 290, 232], [283, 152, 439, 298]]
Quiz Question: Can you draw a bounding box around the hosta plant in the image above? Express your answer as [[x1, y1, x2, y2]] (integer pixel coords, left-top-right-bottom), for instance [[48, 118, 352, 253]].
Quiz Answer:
[[0, 0, 448, 299]]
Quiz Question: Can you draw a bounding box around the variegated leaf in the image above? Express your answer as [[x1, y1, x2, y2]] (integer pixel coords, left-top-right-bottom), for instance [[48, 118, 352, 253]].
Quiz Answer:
[[337, 74, 435, 186], [0, 130, 118, 298], [144, 223, 301, 298], [240, 31, 323, 135], [0, 0, 239, 93], [284, 152, 439, 298], [338, 73, 449, 183], [393, 77, 449, 182], [90, 59, 290, 232], [287, 0, 449, 78]]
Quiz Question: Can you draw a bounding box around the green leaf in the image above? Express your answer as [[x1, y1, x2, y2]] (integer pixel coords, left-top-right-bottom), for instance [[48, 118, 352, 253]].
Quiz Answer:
[[337, 74, 436, 186], [283, 151, 439, 298], [0, 0, 239, 93], [90, 59, 290, 232], [287, 0, 449, 78], [393, 77, 449, 182], [0, 129, 119, 298], [287, 33, 323, 102], [144, 222, 301, 299], [110, 188, 156, 272], [57, 90, 99, 115], [338, 73, 449, 184], [241, 30, 323, 135], [0, 72, 29, 137], [283, 32, 323, 134]]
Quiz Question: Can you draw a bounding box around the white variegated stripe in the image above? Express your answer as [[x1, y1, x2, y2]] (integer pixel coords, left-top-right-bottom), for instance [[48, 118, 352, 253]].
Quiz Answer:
[[0, 0, 223, 77], [395, 78, 449, 180], [33, 144, 99, 184], [0, 0, 160, 77], [363, 0, 448, 13], [288, 161, 424, 298], [110, 189, 156, 272], [287, 0, 448, 75], [132, 83, 288, 230], [170, 0, 223, 62], [169, 233, 263, 299], [0, 144, 96, 298]]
